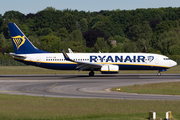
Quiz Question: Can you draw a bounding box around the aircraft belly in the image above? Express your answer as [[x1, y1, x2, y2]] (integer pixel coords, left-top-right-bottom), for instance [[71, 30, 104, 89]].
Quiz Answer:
[[40, 63, 77, 70]]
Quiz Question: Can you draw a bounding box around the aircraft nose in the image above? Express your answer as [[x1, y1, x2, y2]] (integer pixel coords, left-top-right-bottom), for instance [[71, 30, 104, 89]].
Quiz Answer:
[[171, 60, 177, 67]]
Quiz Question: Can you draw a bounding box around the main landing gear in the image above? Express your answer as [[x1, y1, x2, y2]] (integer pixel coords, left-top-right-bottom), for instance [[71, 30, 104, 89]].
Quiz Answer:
[[89, 71, 95, 76], [157, 70, 161, 76]]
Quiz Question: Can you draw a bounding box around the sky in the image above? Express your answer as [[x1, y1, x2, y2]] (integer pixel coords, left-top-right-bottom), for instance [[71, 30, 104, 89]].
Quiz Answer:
[[1, 0, 180, 15]]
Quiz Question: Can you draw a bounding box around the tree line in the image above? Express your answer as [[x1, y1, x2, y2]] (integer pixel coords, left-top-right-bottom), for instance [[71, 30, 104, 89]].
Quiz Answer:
[[1, 7, 180, 60]]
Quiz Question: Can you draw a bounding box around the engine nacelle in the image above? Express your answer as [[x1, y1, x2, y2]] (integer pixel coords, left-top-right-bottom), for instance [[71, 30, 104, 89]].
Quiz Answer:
[[101, 65, 119, 74]]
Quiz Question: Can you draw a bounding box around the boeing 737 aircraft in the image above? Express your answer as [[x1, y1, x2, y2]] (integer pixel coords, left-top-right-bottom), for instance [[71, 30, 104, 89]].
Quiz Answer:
[[7, 23, 177, 76]]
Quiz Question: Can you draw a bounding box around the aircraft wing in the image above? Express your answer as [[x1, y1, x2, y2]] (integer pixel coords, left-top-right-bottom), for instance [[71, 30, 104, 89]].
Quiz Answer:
[[5, 53, 26, 59], [61, 49, 102, 70], [75, 61, 102, 70]]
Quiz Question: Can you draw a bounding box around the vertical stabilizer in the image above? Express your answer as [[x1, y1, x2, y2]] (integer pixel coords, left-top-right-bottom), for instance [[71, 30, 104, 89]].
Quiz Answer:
[[8, 23, 49, 54]]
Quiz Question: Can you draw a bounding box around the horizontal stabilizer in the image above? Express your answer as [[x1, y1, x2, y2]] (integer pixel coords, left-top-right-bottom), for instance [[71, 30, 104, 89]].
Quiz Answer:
[[5, 53, 26, 58]]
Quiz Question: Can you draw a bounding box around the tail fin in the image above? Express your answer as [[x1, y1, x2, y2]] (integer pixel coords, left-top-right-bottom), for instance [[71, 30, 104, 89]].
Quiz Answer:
[[8, 23, 49, 54]]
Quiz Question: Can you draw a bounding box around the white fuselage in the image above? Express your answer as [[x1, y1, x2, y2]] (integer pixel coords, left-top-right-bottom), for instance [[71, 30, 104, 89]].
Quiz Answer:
[[14, 53, 177, 71]]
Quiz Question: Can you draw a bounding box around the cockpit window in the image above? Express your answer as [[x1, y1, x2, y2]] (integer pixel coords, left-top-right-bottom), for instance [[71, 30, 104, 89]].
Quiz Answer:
[[164, 58, 170, 60]]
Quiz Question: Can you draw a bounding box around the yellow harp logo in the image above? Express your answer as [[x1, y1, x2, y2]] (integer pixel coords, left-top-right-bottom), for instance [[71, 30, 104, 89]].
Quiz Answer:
[[12, 35, 26, 50]]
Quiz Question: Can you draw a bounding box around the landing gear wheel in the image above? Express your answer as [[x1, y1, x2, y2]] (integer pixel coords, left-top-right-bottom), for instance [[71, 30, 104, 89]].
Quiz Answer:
[[89, 71, 94, 76], [157, 72, 161, 76]]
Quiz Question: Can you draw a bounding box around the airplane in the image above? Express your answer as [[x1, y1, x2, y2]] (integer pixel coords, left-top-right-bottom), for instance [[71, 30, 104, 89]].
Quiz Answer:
[[7, 23, 177, 76]]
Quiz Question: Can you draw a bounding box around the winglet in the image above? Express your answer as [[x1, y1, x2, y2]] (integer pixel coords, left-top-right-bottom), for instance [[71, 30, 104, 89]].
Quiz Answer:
[[61, 49, 71, 61], [68, 48, 73, 53]]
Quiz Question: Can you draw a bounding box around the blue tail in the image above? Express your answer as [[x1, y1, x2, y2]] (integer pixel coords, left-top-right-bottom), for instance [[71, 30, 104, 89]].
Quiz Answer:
[[8, 23, 49, 54]]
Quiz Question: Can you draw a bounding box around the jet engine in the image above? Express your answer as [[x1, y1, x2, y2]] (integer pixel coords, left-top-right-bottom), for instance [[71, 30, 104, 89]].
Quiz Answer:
[[101, 65, 119, 74]]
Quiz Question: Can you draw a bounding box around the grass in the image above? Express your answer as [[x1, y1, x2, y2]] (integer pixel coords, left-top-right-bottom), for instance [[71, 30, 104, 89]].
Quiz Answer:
[[0, 66, 180, 119], [0, 94, 180, 120], [112, 81, 180, 95], [0, 65, 180, 74]]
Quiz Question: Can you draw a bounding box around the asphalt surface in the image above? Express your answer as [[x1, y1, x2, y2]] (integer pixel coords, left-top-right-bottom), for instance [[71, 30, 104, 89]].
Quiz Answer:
[[0, 74, 180, 100]]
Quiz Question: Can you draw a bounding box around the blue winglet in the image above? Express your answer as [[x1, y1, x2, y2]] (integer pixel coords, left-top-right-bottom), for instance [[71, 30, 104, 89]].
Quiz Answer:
[[61, 49, 71, 61]]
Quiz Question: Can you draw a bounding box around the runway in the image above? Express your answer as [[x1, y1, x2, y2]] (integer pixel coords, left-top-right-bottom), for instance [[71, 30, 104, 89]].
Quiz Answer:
[[0, 74, 180, 100]]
